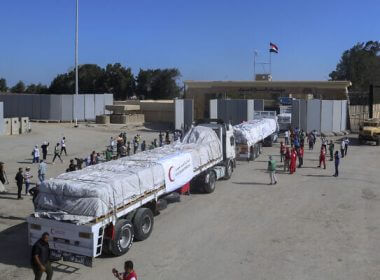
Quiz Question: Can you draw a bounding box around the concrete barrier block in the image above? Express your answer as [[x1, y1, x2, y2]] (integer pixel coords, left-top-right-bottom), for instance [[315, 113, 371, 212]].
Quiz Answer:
[[110, 114, 127, 124], [105, 105, 140, 114], [11, 117, 20, 135], [20, 117, 29, 134], [3, 118, 11, 135], [96, 115, 110, 124]]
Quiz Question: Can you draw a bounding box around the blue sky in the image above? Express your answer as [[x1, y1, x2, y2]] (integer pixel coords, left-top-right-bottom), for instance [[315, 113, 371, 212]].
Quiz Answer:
[[0, 0, 379, 87]]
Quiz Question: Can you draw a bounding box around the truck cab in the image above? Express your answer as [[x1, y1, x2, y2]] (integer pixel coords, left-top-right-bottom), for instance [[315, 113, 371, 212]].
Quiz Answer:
[[191, 119, 236, 192]]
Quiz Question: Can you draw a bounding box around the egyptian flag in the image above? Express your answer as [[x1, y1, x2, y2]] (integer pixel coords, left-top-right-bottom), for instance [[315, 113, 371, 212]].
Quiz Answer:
[[269, 42, 279, 53]]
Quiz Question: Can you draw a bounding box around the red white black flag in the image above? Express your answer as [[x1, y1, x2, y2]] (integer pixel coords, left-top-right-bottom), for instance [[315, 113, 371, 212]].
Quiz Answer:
[[269, 42, 279, 53]]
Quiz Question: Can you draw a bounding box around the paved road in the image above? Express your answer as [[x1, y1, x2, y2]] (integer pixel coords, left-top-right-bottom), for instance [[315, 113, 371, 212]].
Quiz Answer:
[[1, 125, 379, 280]]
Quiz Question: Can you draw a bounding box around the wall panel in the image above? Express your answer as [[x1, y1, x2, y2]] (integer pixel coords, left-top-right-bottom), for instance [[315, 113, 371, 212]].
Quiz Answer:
[[321, 100, 333, 133], [306, 100, 321, 132], [332, 100, 341, 132]]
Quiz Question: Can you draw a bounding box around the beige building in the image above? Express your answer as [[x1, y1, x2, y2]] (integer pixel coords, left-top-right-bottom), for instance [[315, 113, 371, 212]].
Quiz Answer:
[[184, 80, 352, 119]]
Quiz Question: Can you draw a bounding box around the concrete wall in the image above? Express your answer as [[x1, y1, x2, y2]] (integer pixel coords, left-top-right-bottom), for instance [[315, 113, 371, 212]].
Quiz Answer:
[[254, 99, 264, 111], [306, 100, 321, 133], [300, 99, 307, 131], [0, 102, 3, 135], [291, 99, 347, 133], [291, 99, 300, 128], [209, 99, 255, 125], [0, 93, 113, 121], [321, 100, 333, 133]]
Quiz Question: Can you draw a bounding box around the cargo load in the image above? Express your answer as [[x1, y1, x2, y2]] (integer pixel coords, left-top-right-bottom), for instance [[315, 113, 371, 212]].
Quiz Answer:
[[233, 118, 277, 146], [34, 126, 222, 224]]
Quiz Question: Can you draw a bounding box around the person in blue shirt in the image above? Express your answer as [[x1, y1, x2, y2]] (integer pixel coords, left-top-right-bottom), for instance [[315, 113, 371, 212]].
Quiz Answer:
[[333, 151, 340, 177]]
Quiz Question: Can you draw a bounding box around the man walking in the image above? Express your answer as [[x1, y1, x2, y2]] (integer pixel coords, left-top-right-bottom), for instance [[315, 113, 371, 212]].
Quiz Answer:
[[52, 143, 63, 164], [340, 139, 346, 158], [33, 145, 40, 163], [41, 142, 49, 160], [24, 167, 33, 195], [333, 151, 340, 177], [344, 137, 349, 156], [60, 137, 67, 156], [31, 232, 53, 280], [328, 140, 334, 161], [112, 260, 137, 280], [15, 167, 23, 200], [38, 160, 47, 182], [267, 156, 278, 185], [141, 140, 146, 152]]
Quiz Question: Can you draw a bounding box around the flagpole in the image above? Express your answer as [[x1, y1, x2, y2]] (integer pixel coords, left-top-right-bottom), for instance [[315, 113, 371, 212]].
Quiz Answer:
[[269, 50, 272, 76], [253, 51, 256, 80], [74, 0, 79, 127]]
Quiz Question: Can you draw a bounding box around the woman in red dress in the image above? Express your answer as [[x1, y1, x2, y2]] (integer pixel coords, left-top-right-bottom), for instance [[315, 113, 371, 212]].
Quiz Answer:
[[289, 148, 297, 174]]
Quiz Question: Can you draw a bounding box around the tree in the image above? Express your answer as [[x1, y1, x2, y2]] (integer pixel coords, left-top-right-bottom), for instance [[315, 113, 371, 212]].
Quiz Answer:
[[26, 83, 49, 94], [329, 41, 380, 91], [104, 63, 135, 100], [11, 81, 26, 93], [136, 68, 181, 99], [49, 64, 106, 94], [0, 78, 7, 92]]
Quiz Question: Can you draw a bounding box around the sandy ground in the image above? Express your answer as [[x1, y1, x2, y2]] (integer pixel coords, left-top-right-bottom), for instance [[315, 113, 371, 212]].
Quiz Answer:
[[0, 123, 379, 280]]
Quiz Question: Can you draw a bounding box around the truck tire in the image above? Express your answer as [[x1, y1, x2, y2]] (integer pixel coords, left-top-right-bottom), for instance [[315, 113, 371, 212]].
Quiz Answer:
[[224, 161, 233, 180], [110, 219, 134, 256], [133, 208, 154, 241], [203, 171, 216, 193], [376, 138, 380, 146]]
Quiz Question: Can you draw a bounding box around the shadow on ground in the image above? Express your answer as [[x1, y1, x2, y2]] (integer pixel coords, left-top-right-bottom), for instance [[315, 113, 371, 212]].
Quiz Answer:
[[0, 222, 30, 269], [0, 222, 81, 275], [233, 181, 268, 186]]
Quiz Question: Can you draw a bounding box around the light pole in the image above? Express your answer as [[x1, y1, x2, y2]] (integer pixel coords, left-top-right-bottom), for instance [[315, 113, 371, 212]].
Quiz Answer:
[[74, 0, 79, 126]]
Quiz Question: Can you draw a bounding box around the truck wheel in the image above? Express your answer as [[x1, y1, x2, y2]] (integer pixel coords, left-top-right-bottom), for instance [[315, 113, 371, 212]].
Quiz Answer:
[[203, 171, 216, 193], [224, 161, 233, 180], [133, 208, 154, 241], [110, 219, 134, 256], [376, 139, 380, 146]]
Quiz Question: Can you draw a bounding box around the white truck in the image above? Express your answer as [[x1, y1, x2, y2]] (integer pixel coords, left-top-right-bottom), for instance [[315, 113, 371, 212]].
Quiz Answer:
[[234, 116, 278, 161], [27, 121, 235, 267]]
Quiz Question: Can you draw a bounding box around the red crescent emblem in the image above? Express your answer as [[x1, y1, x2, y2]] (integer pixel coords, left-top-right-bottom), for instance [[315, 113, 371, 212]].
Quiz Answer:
[[168, 166, 174, 182]]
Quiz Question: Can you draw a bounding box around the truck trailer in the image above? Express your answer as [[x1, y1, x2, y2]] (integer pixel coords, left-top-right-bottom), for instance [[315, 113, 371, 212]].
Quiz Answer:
[[27, 121, 235, 266]]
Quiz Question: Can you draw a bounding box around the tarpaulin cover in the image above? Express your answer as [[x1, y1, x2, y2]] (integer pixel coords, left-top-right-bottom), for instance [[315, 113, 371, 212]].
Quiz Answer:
[[233, 118, 277, 146], [34, 126, 222, 224]]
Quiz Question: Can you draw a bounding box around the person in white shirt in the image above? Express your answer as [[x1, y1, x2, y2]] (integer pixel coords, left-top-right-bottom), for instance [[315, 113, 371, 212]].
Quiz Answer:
[[24, 167, 33, 195], [340, 139, 346, 158], [284, 129, 290, 145], [33, 145, 40, 163], [60, 137, 67, 156], [344, 137, 349, 156]]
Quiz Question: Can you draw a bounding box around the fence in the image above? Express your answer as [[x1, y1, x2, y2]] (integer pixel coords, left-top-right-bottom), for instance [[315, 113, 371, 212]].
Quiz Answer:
[[0, 93, 113, 121]]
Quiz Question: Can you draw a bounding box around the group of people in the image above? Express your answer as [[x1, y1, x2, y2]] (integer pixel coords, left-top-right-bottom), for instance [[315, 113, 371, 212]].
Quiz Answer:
[[14, 158, 47, 200], [106, 130, 177, 160], [31, 137, 67, 164], [269, 129, 351, 184]]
